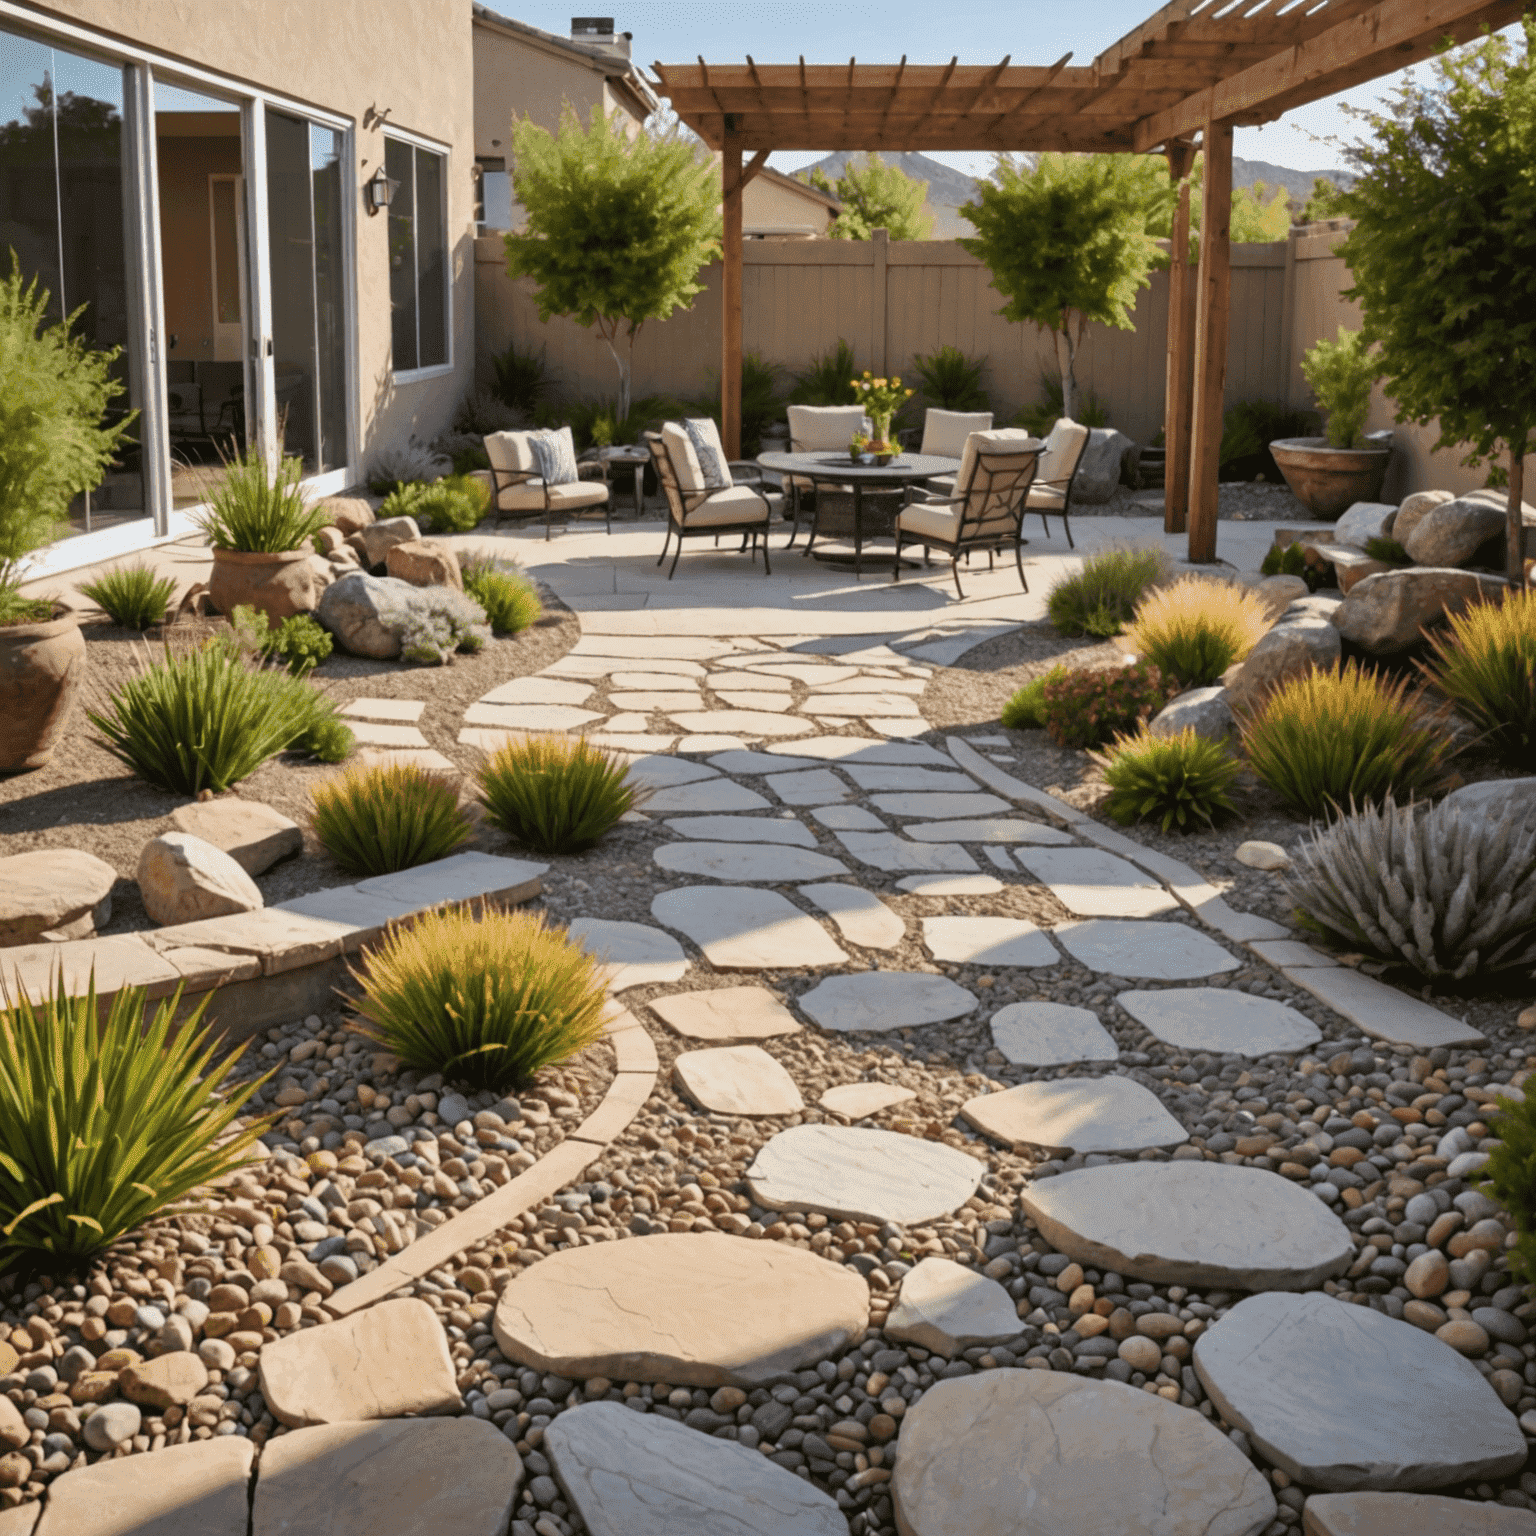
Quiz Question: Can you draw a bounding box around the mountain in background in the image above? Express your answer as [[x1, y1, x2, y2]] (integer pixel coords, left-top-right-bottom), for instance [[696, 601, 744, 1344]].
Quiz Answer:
[[1234, 156, 1353, 202]]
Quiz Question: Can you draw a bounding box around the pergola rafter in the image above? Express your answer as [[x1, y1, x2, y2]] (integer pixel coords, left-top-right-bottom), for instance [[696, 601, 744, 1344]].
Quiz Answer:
[[653, 0, 1523, 562]]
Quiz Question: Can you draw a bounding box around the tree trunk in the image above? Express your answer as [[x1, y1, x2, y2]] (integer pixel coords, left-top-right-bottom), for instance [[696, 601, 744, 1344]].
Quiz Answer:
[[1054, 324, 1079, 422], [1509, 440, 1528, 586], [599, 324, 632, 426]]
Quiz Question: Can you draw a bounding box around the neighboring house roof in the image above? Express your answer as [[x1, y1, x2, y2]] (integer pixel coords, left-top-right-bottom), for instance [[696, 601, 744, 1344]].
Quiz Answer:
[[471, 5, 659, 121], [761, 166, 841, 212]]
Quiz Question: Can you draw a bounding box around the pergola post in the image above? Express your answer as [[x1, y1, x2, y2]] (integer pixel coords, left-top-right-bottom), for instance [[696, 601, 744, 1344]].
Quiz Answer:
[[1162, 137, 1197, 536], [1187, 118, 1233, 563], [721, 142, 744, 460]]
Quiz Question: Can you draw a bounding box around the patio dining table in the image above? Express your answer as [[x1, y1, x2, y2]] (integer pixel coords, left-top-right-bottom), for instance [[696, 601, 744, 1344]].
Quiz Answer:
[[756, 449, 960, 578]]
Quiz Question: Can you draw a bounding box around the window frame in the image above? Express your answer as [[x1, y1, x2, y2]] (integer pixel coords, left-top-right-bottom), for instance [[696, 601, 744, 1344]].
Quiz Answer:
[[383, 127, 452, 384]]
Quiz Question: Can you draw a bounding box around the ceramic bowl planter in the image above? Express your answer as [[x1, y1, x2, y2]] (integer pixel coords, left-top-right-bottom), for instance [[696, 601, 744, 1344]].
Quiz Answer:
[[207, 547, 322, 624], [0, 609, 86, 771], [1270, 436, 1392, 519]]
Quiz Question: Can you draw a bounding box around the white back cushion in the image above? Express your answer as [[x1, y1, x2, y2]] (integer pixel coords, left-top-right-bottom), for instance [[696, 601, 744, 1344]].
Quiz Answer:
[[1038, 417, 1091, 485], [920, 409, 993, 459], [484, 430, 534, 475], [787, 404, 867, 452], [661, 422, 707, 493]]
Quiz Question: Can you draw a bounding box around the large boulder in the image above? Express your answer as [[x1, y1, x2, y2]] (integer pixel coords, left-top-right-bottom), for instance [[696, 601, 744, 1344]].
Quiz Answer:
[[1073, 428, 1137, 504], [1148, 685, 1234, 743], [0, 848, 116, 946], [1225, 597, 1343, 714], [1441, 778, 1536, 825], [358, 516, 421, 569], [1389, 488, 1454, 549], [316, 572, 415, 659], [1334, 501, 1397, 547], [169, 799, 303, 876], [385, 538, 462, 591], [137, 833, 264, 926], [1309, 544, 1395, 594], [1332, 567, 1510, 655], [319, 496, 375, 537], [1403, 492, 1509, 567]]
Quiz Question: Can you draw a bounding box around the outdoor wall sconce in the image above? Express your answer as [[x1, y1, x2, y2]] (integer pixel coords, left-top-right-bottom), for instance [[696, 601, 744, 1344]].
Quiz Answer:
[[364, 167, 399, 216]]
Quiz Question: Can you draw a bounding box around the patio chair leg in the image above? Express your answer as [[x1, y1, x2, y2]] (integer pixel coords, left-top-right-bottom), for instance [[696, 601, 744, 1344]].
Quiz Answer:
[[988, 549, 995, 570], [669, 538, 683, 579], [1015, 542, 1029, 593], [657, 528, 671, 568], [1062, 514, 1074, 550], [762, 530, 772, 575], [891, 531, 903, 582], [1038, 513, 1052, 541], [951, 556, 965, 601]]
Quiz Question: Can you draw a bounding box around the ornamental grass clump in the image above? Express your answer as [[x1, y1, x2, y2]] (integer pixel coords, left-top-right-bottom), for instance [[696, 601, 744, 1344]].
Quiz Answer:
[[1238, 663, 1457, 819], [1000, 665, 1067, 729], [196, 446, 330, 553], [477, 734, 638, 855], [1040, 661, 1168, 750], [1421, 589, 1536, 766], [310, 762, 473, 878], [1285, 795, 1536, 983], [0, 974, 271, 1272], [377, 474, 488, 534], [1047, 545, 1169, 638], [349, 906, 607, 1092], [462, 554, 543, 634], [78, 563, 177, 630], [1093, 728, 1241, 834], [1127, 577, 1271, 689]]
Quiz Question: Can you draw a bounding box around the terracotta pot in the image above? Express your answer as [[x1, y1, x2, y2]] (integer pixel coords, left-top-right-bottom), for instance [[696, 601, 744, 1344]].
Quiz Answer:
[[207, 547, 321, 623], [1269, 436, 1392, 519], [0, 610, 86, 772]]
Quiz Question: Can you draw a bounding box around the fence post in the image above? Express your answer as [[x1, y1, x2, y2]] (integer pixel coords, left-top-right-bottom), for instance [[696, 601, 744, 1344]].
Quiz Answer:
[[871, 228, 889, 378]]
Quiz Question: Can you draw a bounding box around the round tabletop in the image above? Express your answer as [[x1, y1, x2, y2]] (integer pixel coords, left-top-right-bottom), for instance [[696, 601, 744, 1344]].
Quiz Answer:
[[756, 450, 958, 483]]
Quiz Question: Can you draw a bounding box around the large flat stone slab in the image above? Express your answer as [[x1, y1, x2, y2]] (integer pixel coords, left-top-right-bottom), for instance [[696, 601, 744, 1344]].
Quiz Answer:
[[1012, 847, 1180, 917], [1021, 1162, 1353, 1290], [169, 799, 302, 876], [1055, 919, 1241, 980], [801, 692, 922, 716], [886, 1257, 1020, 1357], [674, 1045, 804, 1115], [569, 918, 689, 991], [897, 873, 1003, 895], [820, 1081, 916, 1118], [652, 887, 847, 970], [904, 817, 1075, 845], [351, 851, 547, 909], [799, 883, 906, 950], [763, 769, 853, 805], [922, 916, 1058, 968], [624, 754, 719, 788], [653, 841, 847, 882], [1282, 964, 1485, 1049], [668, 710, 815, 738], [1117, 987, 1321, 1056], [492, 1233, 867, 1386], [664, 815, 817, 846], [545, 1400, 847, 1536], [258, 1296, 459, 1427], [990, 1002, 1120, 1066], [832, 831, 979, 873], [1304, 1493, 1536, 1536], [461, 702, 604, 732], [640, 780, 772, 814], [650, 986, 801, 1041], [799, 972, 977, 1032], [35, 1438, 252, 1536], [870, 792, 1012, 820], [747, 1123, 983, 1224], [479, 675, 593, 706], [961, 1077, 1186, 1154], [892, 1371, 1276, 1536], [843, 765, 977, 791], [772, 737, 950, 765], [251, 1419, 521, 1536], [1193, 1291, 1527, 1491], [709, 750, 819, 774]]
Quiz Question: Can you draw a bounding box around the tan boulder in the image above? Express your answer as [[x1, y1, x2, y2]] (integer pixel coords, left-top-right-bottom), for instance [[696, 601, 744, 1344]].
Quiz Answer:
[[136, 832, 264, 926], [319, 496, 376, 537], [1332, 568, 1511, 655], [385, 537, 463, 591], [121, 1351, 209, 1408], [0, 848, 116, 946], [169, 799, 303, 877], [1389, 488, 1455, 549]]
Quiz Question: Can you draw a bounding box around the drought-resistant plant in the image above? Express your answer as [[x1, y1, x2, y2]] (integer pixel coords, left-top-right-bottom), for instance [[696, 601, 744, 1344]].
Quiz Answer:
[[377, 475, 488, 534], [1000, 664, 1067, 729], [790, 340, 861, 407], [1286, 795, 1536, 982], [1218, 399, 1316, 481], [1128, 577, 1271, 689], [1094, 727, 1241, 834], [1047, 545, 1168, 638], [804, 153, 934, 240], [367, 437, 449, 494], [1301, 327, 1377, 450], [909, 345, 990, 413], [462, 555, 542, 634], [1421, 589, 1536, 766], [197, 447, 331, 553], [79, 563, 176, 630], [348, 906, 608, 1093], [0, 974, 270, 1272], [398, 588, 491, 665], [692, 352, 783, 457], [491, 343, 551, 416], [477, 734, 638, 854], [1238, 662, 1457, 819], [1259, 539, 1328, 592], [1364, 535, 1412, 565], [226, 605, 334, 677], [1480, 1090, 1536, 1283], [1040, 661, 1169, 751], [311, 761, 473, 877]]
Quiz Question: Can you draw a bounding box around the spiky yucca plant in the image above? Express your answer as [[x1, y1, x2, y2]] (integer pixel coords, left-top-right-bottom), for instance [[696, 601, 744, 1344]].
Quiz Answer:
[[0, 975, 271, 1271], [477, 734, 638, 854], [1093, 727, 1241, 833], [1285, 795, 1536, 981], [1422, 588, 1536, 766], [1128, 577, 1271, 688], [349, 906, 608, 1091], [310, 761, 473, 877], [79, 563, 177, 629]]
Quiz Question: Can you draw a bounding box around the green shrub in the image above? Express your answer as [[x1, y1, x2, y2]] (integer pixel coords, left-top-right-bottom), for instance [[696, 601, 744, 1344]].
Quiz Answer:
[[227, 605, 333, 677], [1364, 535, 1412, 565], [1094, 727, 1241, 833], [398, 588, 491, 665], [377, 477, 485, 534], [1260, 539, 1329, 592], [1480, 1091, 1536, 1283], [79, 563, 176, 629], [1301, 326, 1376, 449], [1127, 577, 1271, 688], [1047, 546, 1168, 638], [1218, 399, 1315, 480], [197, 447, 330, 553], [491, 342, 551, 415], [1421, 588, 1536, 765], [789, 340, 861, 406], [367, 438, 448, 494], [478, 734, 638, 854], [349, 906, 607, 1093], [691, 352, 783, 457], [1238, 662, 1457, 818], [553, 393, 686, 452], [1000, 665, 1066, 729], [88, 640, 351, 794], [311, 761, 473, 877], [0, 974, 270, 1271], [910, 345, 990, 413], [462, 555, 543, 634], [1041, 662, 1169, 750]]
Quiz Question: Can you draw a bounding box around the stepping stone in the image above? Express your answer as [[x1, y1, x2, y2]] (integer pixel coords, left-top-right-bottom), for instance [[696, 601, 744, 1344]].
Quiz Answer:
[[717, 691, 796, 713], [923, 916, 1058, 967], [568, 917, 689, 990], [1117, 987, 1321, 1056], [651, 986, 801, 1041], [1281, 962, 1486, 1050], [346, 720, 430, 748], [904, 817, 1076, 844], [574, 636, 736, 659], [983, 846, 1015, 871], [820, 1081, 916, 1118], [990, 1002, 1120, 1066], [492, 1232, 867, 1385], [640, 780, 771, 814], [871, 792, 1012, 820], [764, 768, 852, 804], [961, 1077, 1186, 1154], [815, 675, 927, 694], [799, 882, 905, 949], [747, 1124, 984, 1224], [664, 815, 817, 846], [652, 887, 847, 970], [678, 734, 745, 753], [799, 972, 977, 1032], [897, 873, 1004, 896], [802, 693, 922, 716], [892, 1371, 1277, 1536], [257, 1297, 459, 1427], [769, 737, 950, 765], [358, 747, 458, 775], [461, 702, 604, 732], [1055, 919, 1241, 980], [611, 671, 707, 691], [710, 750, 819, 773], [251, 1420, 521, 1536], [608, 713, 666, 732], [885, 1256, 1020, 1357], [341, 696, 425, 721], [833, 831, 979, 873], [673, 1044, 804, 1115], [624, 754, 719, 788], [1193, 1291, 1527, 1491], [813, 804, 884, 831], [653, 841, 847, 882], [586, 732, 678, 753], [707, 670, 793, 690], [478, 676, 592, 706], [611, 691, 707, 712], [168, 798, 302, 876], [844, 765, 978, 791], [668, 710, 814, 737], [1303, 1493, 1536, 1536], [545, 1401, 847, 1536], [748, 663, 861, 685], [1013, 847, 1180, 917], [1020, 1162, 1354, 1290], [868, 717, 929, 738]]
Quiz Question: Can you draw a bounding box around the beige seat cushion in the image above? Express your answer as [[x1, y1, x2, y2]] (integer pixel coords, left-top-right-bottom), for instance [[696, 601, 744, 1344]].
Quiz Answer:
[[920, 409, 993, 459], [897, 503, 962, 543], [1037, 417, 1091, 487], [1026, 483, 1067, 508], [484, 430, 535, 475], [679, 485, 773, 527], [661, 422, 708, 492], [787, 405, 867, 452], [495, 479, 609, 513]]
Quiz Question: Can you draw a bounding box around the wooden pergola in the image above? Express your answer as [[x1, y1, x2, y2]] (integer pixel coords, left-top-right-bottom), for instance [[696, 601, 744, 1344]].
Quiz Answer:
[[653, 0, 1523, 562]]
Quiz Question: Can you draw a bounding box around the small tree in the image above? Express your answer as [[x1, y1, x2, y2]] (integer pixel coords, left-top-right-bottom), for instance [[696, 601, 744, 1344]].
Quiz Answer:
[[1300, 176, 1348, 225], [1337, 21, 1536, 583], [961, 153, 1166, 420], [505, 107, 720, 421], [804, 154, 934, 241], [1156, 160, 1294, 244]]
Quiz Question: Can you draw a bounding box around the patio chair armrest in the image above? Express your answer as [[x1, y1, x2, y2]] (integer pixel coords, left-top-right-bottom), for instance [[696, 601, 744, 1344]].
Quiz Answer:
[[904, 487, 960, 506]]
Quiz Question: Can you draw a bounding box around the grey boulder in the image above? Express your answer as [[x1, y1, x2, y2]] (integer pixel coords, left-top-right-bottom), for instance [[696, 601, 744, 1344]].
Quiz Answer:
[[1073, 428, 1137, 504], [316, 571, 420, 659], [358, 515, 421, 569], [1403, 493, 1510, 567], [1148, 684, 1234, 742], [1332, 567, 1510, 655], [1441, 778, 1536, 826], [1390, 489, 1454, 548], [1225, 599, 1342, 713], [1334, 501, 1397, 547]]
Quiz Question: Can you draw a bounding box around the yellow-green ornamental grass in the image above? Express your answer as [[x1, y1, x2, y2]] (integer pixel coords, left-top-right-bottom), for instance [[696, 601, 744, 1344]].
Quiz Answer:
[[477, 734, 638, 855], [1128, 577, 1271, 689], [310, 761, 473, 878], [1421, 587, 1536, 765]]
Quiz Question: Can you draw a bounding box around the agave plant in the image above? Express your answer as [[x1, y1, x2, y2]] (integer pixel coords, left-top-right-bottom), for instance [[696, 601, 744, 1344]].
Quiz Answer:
[[1285, 795, 1536, 982]]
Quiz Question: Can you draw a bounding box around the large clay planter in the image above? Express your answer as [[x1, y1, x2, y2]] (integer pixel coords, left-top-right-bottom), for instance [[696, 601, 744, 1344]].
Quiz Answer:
[[207, 547, 321, 623], [1270, 436, 1392, 519], [0, 611, 86, 772]]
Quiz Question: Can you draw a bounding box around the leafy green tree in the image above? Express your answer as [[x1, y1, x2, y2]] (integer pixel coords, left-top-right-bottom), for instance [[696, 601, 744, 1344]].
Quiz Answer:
[[1300, 176, 1348, 225], [1337, 21, 1536, 581], [1152, 160, 1293, 245], [961, 153, 1166, 420], [803, 154, 934, 241], [504, 107, 721, 420]]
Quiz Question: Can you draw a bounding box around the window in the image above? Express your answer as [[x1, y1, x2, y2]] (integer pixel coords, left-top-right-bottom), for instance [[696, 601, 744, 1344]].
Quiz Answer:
[[386, 136, 447, 373]]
